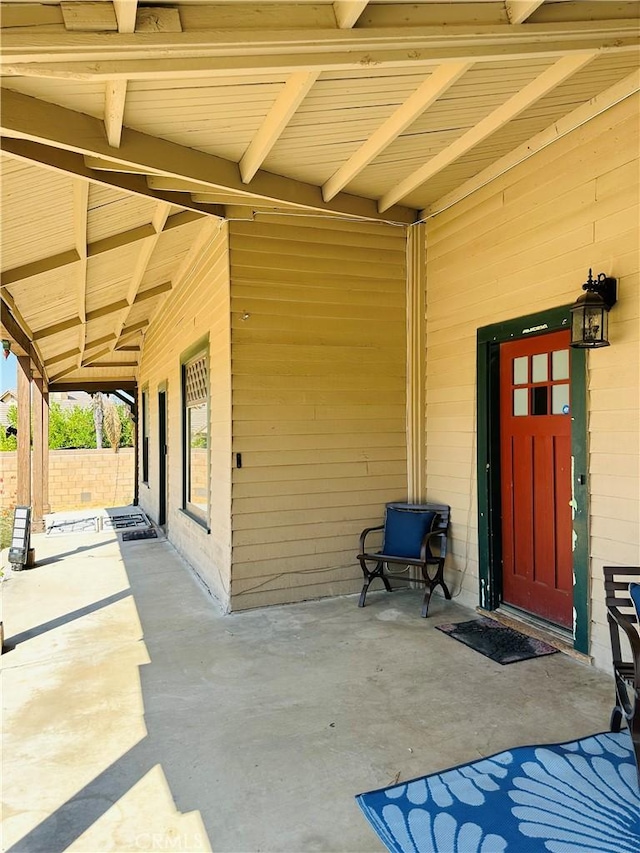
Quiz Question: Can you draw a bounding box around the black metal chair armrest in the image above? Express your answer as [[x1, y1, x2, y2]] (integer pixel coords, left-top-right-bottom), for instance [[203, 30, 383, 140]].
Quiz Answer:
[[419, 528, 444, 563], [608, 606, 640, 689], [359, 525, 384, 554]]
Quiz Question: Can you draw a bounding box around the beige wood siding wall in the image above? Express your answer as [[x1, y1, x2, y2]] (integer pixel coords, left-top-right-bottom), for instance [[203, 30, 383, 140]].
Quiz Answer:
[[424, 95, 639, 670], [138, 221, 233, 609], [228, 215, 407, 610]]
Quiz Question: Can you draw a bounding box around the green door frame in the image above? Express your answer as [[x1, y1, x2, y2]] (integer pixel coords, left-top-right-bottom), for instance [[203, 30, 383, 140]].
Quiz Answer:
[[476, 305, 589, 653]]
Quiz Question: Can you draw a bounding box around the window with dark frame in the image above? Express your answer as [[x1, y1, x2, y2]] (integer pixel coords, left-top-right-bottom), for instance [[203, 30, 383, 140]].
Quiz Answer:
[[182, 351, 209, 522], [141, 388, 149, 484]]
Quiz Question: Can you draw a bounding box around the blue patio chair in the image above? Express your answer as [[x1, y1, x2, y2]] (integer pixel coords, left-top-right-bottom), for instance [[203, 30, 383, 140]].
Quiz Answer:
[[357, 501, 451, 617]]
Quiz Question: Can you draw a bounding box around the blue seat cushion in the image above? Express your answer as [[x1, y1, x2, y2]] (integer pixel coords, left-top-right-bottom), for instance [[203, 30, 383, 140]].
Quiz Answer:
[[382, 507, 437, 560], [630, 582, 640, 622]]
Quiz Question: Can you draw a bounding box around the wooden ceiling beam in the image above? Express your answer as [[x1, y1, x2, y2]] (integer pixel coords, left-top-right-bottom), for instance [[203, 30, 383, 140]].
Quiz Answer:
[[1, 248, 80, 288], [240, 71, 319, 184], [109, 201, 171, 353], [104, 79, 128, 148], [103, 2, 137, 148], [113, 1, 137, 35], [45, 347, 82, 367], [60, 2, 118, 32], [134, 281, 172, 303], [0, 137, 225, 219], [85, 333, 117, 350], [85, 359, 138, 368], [1, 295, 44, 378], [505, 1, 546, 25], [2, 19, 637, 73], [33, 316, 83, 342], [86, 299, 130, 323], [424, 68, 640, 217], [0, 210, 199, 288], [333, 1, 370, 29], [121, 319, 149, 336], [73, 179, 89, 368], [50, 380, 137, 393], [378, 50, 598, 211], [84, 155, 151, 174], [0, 90, 416, 223], [323, 61, 473, 201]]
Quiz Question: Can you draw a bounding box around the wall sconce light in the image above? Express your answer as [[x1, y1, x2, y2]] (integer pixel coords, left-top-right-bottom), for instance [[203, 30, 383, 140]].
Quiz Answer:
[[570, 269, 617, 348], [2, 339, 11, 360]]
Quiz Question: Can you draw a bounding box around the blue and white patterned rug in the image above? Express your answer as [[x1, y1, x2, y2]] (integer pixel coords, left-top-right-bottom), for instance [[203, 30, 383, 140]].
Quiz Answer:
[[356, 732, 640, 852]]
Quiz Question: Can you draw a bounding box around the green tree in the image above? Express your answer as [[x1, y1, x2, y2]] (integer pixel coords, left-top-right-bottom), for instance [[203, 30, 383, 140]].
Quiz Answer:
[[1, 399, 134, 451], [0, 404, 17, 450], [49, 403, 97, 449]]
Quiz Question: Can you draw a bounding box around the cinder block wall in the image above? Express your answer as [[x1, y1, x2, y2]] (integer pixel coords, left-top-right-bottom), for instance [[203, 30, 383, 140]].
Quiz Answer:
[[0, 449, 134, 512]]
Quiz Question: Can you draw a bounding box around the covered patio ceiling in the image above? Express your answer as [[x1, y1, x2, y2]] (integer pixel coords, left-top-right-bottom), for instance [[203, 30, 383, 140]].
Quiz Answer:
[[1, 0, 639, 390]]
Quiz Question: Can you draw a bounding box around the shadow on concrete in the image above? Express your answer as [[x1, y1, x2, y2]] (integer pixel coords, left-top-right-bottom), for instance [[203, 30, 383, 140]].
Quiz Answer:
[[33, 538, 116, 567], [6, 743, 155, 853], [3, 589, 131, 651]]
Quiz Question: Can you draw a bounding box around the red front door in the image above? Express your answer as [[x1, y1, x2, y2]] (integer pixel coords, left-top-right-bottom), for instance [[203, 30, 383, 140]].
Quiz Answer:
[[499, 330, 573, 628]]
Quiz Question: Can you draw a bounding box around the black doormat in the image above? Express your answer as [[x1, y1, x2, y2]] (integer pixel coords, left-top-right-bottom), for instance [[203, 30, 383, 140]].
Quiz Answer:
[[121, 528, 158, 541], [435, 616, 559, 665]]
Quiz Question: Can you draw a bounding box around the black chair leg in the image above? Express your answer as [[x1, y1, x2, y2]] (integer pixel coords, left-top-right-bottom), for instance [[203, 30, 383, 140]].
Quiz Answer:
[[610, 705, 623, 733], [358, 580, 371, 608], [421, 585, 433, 618], [357, 560, 389, 608]]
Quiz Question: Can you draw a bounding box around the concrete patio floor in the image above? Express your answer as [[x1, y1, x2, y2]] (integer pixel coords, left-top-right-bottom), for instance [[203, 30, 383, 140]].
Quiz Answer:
[[2, 523, 617, 853]]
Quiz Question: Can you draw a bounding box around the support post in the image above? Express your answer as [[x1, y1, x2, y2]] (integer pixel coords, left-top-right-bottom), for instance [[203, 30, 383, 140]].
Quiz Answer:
[[32, 377, 49, 528], [16, 355, 31, 506], [132, 389, 139, 506], [42, 382, 50, 515], [406, 223, 427, 503]]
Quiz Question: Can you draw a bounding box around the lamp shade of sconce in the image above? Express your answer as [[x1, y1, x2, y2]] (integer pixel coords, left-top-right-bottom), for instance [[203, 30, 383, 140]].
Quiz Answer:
[[570, 270, 617, 349], [2, 339, 11, 360]]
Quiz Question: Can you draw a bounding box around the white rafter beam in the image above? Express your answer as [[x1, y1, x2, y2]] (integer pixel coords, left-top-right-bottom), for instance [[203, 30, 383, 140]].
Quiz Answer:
[[323, 61, 473, 202], [506, 1, 545, 25], [105, 201, 171, 357], [103, 2, 136, 148], [0, 90, 416, 223], [378, 50, 599, 212], [333, 1, 369, 29], [113, 0, 137, 35], [104, 79, 128, 148], [240, 71, 319, 184], [73, 179, 89, 367], [424, 68, 640, 217]]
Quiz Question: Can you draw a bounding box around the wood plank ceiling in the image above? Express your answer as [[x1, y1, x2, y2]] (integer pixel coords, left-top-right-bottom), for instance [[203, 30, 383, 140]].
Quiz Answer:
[[1, 0, 639, 388]]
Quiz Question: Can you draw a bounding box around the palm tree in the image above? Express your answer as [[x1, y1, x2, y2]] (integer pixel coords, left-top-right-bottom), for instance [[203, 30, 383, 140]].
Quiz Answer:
[[92, 393, 104, 449], [103, 400, 121, 452]]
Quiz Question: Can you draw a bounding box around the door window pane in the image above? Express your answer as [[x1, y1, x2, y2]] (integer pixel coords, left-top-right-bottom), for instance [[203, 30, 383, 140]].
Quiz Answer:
[[532, 353, 548, 383], [531, 386, 548, 416], [513, 356, 528, 385], [552, 384, 570, 415], [513, 388, 528, 416], [552, 349, 569, 381]]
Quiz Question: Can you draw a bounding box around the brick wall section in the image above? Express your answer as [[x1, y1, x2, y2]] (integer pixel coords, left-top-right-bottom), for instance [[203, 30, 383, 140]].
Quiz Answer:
[[0, 449, 134, 512]]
